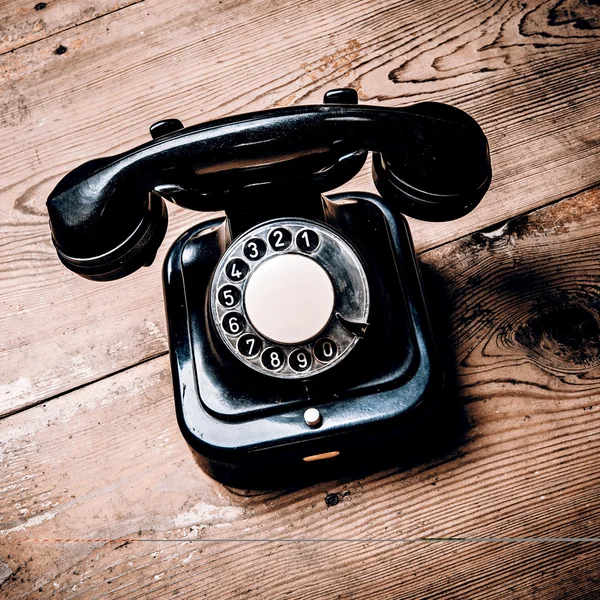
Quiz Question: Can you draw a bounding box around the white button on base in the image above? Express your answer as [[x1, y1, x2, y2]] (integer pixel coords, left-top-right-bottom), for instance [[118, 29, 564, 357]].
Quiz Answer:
[[244, 254, 334, 345], [304, 408, 322, 427]]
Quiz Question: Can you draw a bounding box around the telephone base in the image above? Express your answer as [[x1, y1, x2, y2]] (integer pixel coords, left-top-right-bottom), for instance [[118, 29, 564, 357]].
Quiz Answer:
[[163, 192, 444, 487]]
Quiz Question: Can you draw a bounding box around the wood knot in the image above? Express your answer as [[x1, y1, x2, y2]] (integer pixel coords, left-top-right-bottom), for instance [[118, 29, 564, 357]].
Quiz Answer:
[[514, 301, 600, 371], [548, 0, 600, 30], [324, 490, 350, 507]]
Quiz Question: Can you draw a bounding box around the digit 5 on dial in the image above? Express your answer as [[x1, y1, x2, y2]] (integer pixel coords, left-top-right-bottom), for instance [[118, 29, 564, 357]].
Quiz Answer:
[[46, 88, 491, 487]]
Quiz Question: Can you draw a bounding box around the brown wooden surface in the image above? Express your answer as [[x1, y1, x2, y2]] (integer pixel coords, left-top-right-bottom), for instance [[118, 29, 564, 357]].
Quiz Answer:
[[1, 0, 600, 597], [0, 0, 141, 55]]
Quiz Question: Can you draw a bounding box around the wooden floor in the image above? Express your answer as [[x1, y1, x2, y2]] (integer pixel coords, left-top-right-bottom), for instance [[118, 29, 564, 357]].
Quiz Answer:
[[1, 0, 600, 597]]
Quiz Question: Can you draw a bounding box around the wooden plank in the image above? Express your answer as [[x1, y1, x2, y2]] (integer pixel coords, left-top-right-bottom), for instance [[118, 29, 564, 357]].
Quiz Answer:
[[1, 0, 599, 414], [0, 0, 140, 55], [2, 187, 600, 598]]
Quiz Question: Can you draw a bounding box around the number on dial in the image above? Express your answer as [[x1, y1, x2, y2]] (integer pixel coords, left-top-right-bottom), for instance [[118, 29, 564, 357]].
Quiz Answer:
[[296, 229, 320, 253], [268, 227, 292, 251], [238, 334, 262, 358], [261, 347, 286, 371], [222, 312, 246, 336], [289, 349, 312, 372], [243, 238, 267, 261], [314, 338, 337, 362], [218, 285, 241, 308], [225, 258, 249, 282]]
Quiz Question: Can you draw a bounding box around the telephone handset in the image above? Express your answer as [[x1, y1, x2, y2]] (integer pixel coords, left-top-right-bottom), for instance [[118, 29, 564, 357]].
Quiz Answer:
[[47, 89, 491, 486]]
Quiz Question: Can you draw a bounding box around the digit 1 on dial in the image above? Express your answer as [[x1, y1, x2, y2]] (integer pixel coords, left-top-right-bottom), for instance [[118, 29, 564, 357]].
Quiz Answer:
[[296, 229, 320, 253]]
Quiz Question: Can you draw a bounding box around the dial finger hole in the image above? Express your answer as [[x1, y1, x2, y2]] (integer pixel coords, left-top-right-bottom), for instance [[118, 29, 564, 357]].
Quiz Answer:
[[222, 312, 246, 336], [261, 347, 286, 371], [289, 348, 313, 373], [296, 229, 320, 253], [218, 285, 241, 308], [238, 333, 262, 358], [314, 338, 338, 362], [243, 238, 267, 261], [268, 227, 292, 251], [225, 258, 249, 282]]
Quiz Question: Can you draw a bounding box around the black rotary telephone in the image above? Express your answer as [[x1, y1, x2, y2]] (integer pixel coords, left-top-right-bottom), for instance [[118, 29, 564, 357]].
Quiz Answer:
[[47, 88, 491, 486]]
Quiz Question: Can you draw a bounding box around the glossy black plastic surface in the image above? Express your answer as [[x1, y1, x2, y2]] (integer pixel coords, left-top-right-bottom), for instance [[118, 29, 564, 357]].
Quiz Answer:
[[164, 192, 443, 486], [47, 92, 490, 280]]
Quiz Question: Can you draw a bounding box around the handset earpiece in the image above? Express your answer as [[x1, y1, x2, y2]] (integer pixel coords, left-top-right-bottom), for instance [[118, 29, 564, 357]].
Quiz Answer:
[[372, 102, 491, 221], [48, 189, 167, 282], [47, 158, 168, 281]]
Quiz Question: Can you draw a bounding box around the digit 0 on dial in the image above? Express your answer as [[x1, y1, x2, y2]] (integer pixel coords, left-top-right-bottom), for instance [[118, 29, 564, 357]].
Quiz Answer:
[[210, 218, 370, 379], [314, 338, 338, 363]]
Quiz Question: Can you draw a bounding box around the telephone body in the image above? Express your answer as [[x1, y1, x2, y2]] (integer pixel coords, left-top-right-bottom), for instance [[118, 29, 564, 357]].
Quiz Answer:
[[47, 89, 491, 486]]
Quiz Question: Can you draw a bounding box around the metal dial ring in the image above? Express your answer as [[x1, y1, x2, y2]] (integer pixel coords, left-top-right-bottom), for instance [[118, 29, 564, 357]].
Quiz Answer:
[[210, 218, 369, 379]]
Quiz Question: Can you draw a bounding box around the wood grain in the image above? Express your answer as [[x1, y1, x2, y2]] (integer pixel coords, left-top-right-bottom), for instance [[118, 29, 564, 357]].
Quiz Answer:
[[1, 0, 599, 414], [0, 0, 140, 56], [2, 187, 600, 599]]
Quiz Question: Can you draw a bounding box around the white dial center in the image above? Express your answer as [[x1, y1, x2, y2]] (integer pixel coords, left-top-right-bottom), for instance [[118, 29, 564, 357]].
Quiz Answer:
[[244, 254, 334, 344]]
